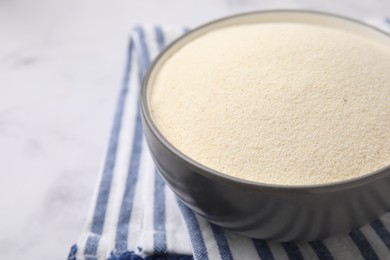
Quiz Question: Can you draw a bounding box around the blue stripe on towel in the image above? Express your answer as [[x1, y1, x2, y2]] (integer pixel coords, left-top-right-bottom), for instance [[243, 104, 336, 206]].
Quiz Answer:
[[114, 83, 143, 252], [371, 219, 390, 251], [281, 243, 304, 260], [252, 239, 274, 260], [153, 171, 167, 254], [210, 224, 233, 260], [154, 26, 165, 50], [136, 26, 153, 74], [67, 244, 77, 260], [85, 235, 99, 260], [350, 229, 379, 260], [115, 26, 151, 253], [84, 33, 134, 258], [309, 241, 334, 260], [177, 200, 209, 260]]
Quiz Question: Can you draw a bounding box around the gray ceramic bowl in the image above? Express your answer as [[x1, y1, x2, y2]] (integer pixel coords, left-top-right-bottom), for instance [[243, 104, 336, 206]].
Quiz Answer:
[[141, 10, 390, 242]]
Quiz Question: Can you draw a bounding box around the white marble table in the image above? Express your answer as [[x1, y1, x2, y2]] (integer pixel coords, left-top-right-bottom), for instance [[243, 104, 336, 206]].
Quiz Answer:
[[0, 0, 389, 259]]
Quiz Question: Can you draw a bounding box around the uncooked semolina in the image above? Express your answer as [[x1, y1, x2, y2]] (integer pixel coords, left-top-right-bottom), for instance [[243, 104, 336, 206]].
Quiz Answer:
[[150, 23, 390, 185]]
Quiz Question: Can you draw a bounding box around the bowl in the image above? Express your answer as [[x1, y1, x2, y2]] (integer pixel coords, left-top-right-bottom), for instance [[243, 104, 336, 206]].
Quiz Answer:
[[140, 10, 390, 242]]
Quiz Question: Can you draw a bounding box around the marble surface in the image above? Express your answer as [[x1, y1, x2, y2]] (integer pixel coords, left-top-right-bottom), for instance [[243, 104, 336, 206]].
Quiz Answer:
[[0, 0, 389, 259]]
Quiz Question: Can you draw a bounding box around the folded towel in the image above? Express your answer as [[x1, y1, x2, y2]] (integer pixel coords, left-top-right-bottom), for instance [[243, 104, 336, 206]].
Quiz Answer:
[[69, 22, 390, 260]]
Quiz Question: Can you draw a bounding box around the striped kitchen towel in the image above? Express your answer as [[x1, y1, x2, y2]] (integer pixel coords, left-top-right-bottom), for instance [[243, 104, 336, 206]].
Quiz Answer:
[[69, 22, 390, 260]]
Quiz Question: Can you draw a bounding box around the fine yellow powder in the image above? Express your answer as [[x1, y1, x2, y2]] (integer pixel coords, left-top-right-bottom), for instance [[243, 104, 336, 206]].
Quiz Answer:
[[150, 23, 390, 185]]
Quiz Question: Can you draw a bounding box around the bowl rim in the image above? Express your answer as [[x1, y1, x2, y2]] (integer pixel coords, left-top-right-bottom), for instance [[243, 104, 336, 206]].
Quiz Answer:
[[141, 9, 390, 192]]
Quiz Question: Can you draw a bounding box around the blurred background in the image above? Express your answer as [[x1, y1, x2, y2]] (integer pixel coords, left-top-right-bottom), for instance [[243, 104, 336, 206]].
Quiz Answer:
[[0, 0, 389, 259]]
